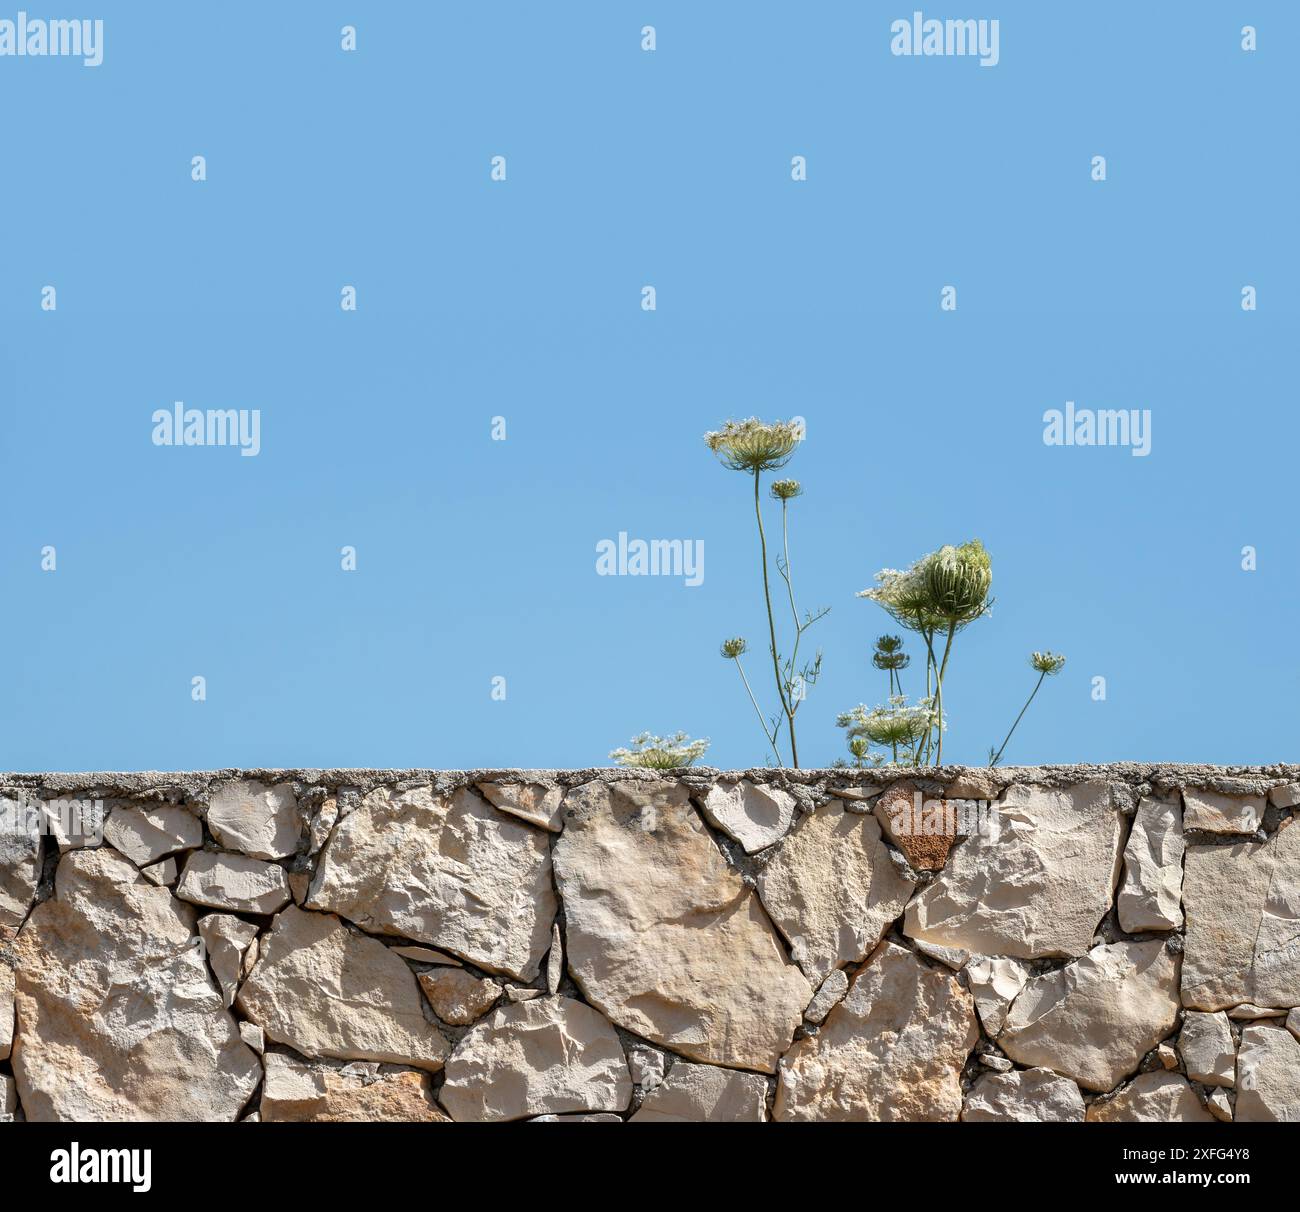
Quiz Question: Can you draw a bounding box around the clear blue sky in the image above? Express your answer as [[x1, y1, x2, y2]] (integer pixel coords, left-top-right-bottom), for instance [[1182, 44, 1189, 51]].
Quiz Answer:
[[1, 2, 1296, 772]]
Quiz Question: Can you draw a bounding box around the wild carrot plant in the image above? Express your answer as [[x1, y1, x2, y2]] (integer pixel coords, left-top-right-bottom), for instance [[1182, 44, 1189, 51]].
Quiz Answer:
[[989, 651, 1067, 765], [707, 418, 827, 768]]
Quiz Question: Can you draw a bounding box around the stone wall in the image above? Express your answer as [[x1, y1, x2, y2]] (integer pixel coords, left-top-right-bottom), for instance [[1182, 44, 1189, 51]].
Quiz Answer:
[[2, 765, 1299, 1123]]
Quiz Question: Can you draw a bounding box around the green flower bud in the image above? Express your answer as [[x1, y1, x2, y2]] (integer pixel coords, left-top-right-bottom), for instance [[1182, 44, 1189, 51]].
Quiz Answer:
[[1030, 650, 1066, 675]]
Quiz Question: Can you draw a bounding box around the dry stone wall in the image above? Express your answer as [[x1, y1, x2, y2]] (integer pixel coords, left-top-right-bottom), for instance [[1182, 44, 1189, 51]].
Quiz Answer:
[[2, 764, 1299, 1123]]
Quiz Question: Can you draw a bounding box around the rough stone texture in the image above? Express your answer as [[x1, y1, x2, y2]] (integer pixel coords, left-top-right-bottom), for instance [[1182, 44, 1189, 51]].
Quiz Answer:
[[1229, 1003, 1287, 1019], [546, 922, 563, 996], [1182, 788, 1265, 835], [627, 1046, 665, 1092], [904, 783, 1124, 960], [102, 804, 202, 868], [206, 779, 300, 860], [999, 940, 1181, 1092], [1117, 797, 1184, 932], [630, 1061, 768, 1122], [530, 1113, 623, 1122], [757, 801, 915, 984], [236, 905, 449, 1071], [965, 955, 1031, 1038], [477, 781, 564, 833], [1181, 820, 1300, 1011], [260, 1052, 448, 1122], [418, 968, 501, 1025], [1178, 1011, 1236, 1087], [0, 953, 14, 1061], [804, 968, 849, 1024], [1207, 1088, 1233, 1121], [1086, 1072, 1215, 1122], [775, 941, 978, 1121], [440, 997, 631, 1122], [962, 1068, 1085, 1122], [52, 801, 107, 853], [553, 779, 810, 1073], [391, 945, 461, 966], [873, 781, 956, 870], [10, 764, 1293, 802], [7, 765, 1300, 1125], [141, 857, 178, 886], [307, 784, 555, 981], [1, 817, 43, 927], [696, 779, 796, 853], [198, 913, 260, 1008], [307, 797, 338, 855], [1235, 1024, 1300, 1121], [913, 939, 969, 969], [942, 769, 1009, 801], [1270, 781, 1300, 809], [12, 848, 260, 1121], [177, 851, 291, 915]]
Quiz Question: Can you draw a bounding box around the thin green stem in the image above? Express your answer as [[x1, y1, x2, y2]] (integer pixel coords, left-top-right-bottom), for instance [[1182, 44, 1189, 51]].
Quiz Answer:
[[731, 655, 782, 767], [886, 666, 899, 764], [753, 471, 795, 766], [780, 500, 804, 722], [781, 502, 800, 641], [933, 622, 956, 765], [991, 671, 1046, 766], [920, 628, 937, 766]]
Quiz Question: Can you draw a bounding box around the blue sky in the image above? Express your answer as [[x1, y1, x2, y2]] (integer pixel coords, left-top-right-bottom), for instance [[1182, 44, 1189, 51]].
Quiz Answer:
[[1, 2, 1296, 772]]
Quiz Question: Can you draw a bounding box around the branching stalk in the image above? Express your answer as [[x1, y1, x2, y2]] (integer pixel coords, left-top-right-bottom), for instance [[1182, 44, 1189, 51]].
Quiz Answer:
[[753, 469, 794, 765]]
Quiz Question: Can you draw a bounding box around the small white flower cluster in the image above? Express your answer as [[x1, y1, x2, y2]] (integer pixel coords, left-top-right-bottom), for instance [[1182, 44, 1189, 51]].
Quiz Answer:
[[609, 731, 710, 770], [856, 565, 919, 607], [703, 418, 801, 473], [1030, 650, 1067, 675], [836, 695, 944, 750], [858, 568, 902, 593]]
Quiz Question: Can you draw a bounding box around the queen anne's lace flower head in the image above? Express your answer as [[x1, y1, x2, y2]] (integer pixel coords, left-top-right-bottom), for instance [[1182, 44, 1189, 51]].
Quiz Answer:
[[836, 695, 943, 750], [704, 418, 800, 473], [857, 563, 943, 632], [857, 540, 992, 633], [1030, 650, 1066, 675], [609, 731, 710, 770]]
